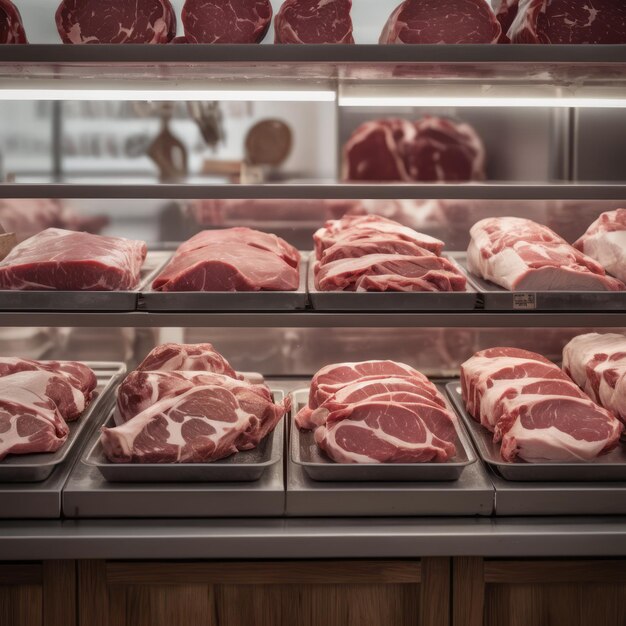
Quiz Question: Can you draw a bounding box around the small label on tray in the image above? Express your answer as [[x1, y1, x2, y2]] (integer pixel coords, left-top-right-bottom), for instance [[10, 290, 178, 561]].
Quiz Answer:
[[513, 293, 536, 310]]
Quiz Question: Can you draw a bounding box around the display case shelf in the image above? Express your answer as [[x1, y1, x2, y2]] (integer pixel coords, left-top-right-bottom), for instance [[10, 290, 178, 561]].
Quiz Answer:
[[0, 311, 623, 328], [1, 183, 625, 200]]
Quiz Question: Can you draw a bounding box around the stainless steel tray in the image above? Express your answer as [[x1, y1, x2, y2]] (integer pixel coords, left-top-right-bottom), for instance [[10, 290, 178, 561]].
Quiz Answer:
[[140, 258, 308, 312], [446, 381, 626, 482], [455, 253, 626, 312], [0, 362, 126, 483], [290, 388, 476, 482], [0, 251, 170, 312], [308, 252, 478, 311], [85, 390, 284, 483]]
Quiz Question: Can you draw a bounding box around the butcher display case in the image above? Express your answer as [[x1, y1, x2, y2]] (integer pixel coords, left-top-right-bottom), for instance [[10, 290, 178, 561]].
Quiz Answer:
[[1, 3, 626, 625]]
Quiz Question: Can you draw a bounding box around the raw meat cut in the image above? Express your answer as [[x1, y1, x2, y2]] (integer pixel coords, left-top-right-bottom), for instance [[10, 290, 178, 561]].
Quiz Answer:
[[301, 376, 447, 430], [563, 333, 626, 425], [56, 0, 177, 43], [136, 343, 239, 378], [343, 117, 486, 183], [314, 215, 444, 259], [185, 199, 365, 227], [0, 357, 97, 411], [152, 228, 300, 292], [0, 371, 89, 423], [319, 238, 436, 265], [380, 0, 502, 44], [275, 0, 354, 44], [461, 347, 623, 462], [0, 228, 147, 291], [315, 253, 467, 292], [182, 0, 272, 43], [0, 0, 27, 43], [505, 0, 626, 43], [296, 360, 433, 429], [101, 382, 286, 463], [315, 400, 457, 463], [0, 387, 69, 461], [467, 217, 625, 291], [0, 199, 108, 243], [573, 209, 626, 283], [115, 370, 284, 447], [176, 228, 300, 269]]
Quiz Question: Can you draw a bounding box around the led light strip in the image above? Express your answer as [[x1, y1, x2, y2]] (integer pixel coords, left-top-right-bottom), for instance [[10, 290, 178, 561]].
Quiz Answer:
[[0, 89, 337, 102], [338, 96, 626, 108]]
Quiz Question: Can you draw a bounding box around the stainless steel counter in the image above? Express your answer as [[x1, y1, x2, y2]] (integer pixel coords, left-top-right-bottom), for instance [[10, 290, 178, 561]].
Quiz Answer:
[[0, 517, 624, 561]]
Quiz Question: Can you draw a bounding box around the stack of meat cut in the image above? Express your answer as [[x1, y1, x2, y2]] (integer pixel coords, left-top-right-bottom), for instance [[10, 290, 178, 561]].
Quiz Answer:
[[563, 333, 626, 426], [0, 358, 97, 460], [461, 347, 622, 463], [152, 228, 300, 292], [295, 360, 458, 464], [313, 215, 467, 293], [101, 343, 288, 464], [0, 229, 147, 291], [574, 209, 626, 284], [467, 217, 625, 292]]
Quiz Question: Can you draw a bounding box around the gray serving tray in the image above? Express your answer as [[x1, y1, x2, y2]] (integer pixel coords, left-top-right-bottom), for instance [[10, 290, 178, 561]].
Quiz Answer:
[[0, 251, 170, 312], [63, 419, 285, 518], [455, 253, 626, 312], [140, 258, 308, 311], [308, 252, 478, 311], [85, 390, 284, 483], [290, 388, 476, 482], [0, 362, 126, 483], [446, 381, 626, 482]]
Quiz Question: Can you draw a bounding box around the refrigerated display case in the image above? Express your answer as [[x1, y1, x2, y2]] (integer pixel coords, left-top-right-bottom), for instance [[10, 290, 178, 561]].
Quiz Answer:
[[0, 3, 625, 622]]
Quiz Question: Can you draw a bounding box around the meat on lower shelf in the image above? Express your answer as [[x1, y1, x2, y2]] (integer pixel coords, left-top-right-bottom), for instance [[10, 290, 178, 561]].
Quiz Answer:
[[152, 227, 300, 292], [182, 0, 272, 43], [313, 215, 467, 292], [467, 217, 626, 291], [0, 228, 147, 291], [343, 117, 486, 183], [461, 347, 623, 462], [573, 209, 626, 284], [101, 343, 287, 463], [296, 360, 458, 464], [0, 0, 27, 43], [275, 0, 354, 44], [55, 0, 177, 43], [498, 0, 626, 44], [563, 333, 626, 426], [381, 0, 502, 44], [0, 359, 96, 460]]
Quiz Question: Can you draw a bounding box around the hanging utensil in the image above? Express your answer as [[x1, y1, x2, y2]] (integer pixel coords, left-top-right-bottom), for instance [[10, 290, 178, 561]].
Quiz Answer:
[[187, 101, 225, 151]]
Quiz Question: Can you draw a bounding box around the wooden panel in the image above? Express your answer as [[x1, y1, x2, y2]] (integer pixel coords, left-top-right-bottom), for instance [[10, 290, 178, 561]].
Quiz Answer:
[[420, 558, 450, 626], [452, 557, 484, 626], [484, 581, 626, 626], [0, 584, 42, 626], [484, 560, 626, 584], [0, 563, 42, 585], [106, 560, 421, 586], [42, 561, 76, 626], [78, 561, 108, 626], [216, 582, 419, 626]]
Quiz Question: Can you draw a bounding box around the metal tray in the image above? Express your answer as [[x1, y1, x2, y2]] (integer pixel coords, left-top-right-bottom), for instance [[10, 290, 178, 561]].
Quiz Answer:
[[0, 251, 170, 312], [455, 253, 626, 312], [140, 258, 308, 312], [290, 388, 476, 482], [85, 390, 284, 483], [0, 362, 126, 483], [308, 252, 478, 311], [446, 381, 626, 482]]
